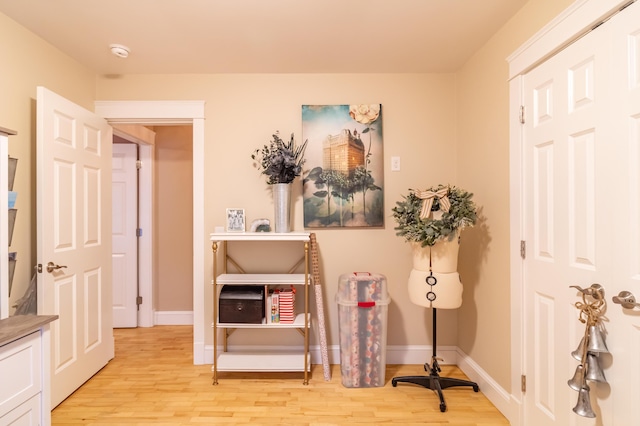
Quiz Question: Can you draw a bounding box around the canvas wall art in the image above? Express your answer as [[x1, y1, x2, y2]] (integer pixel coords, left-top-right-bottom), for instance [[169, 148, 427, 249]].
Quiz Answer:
[[302, 104, 384, 228]]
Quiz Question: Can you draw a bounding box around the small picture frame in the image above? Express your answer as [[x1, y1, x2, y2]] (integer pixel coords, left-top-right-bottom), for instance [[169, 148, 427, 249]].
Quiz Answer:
[[226, 208, 245, 232]]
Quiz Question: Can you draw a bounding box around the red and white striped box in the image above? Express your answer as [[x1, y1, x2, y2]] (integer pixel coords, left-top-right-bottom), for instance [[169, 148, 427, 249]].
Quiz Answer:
[[278, 287, 296, 323]]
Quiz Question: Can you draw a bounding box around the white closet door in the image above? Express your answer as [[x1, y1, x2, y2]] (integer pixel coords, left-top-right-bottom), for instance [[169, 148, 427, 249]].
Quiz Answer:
[[522, 2, 640, 424], [112, 143, 138, 328]]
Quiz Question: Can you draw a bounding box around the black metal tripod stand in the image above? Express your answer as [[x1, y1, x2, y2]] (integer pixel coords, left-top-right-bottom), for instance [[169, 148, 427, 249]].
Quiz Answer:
[[391, 308, 479, 412]]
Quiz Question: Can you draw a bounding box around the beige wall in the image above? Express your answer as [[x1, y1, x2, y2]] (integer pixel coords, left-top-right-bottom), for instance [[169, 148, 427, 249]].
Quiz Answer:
[[153, 125, 194, 311], [0, 0, 579, 396], [0, 12, 96, 311], [455, 0, 575, 389], [95, 73, 466, 348]]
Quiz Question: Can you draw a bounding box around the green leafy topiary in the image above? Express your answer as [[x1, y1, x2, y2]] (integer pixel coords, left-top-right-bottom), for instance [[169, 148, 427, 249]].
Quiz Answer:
[[392, 185, 477, 247]]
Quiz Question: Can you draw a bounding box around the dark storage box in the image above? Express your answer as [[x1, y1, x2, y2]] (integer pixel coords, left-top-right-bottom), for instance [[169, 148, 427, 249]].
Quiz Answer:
[[219, 286, 264, 324]]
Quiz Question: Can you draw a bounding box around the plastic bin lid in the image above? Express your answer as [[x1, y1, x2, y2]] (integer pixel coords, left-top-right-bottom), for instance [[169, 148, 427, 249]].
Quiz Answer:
[[336, 272, 389, 305]]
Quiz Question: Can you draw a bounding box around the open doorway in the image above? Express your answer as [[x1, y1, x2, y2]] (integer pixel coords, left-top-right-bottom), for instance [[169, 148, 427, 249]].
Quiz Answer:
[[95, 100, 208, 364], [111, 125, 194, 329]]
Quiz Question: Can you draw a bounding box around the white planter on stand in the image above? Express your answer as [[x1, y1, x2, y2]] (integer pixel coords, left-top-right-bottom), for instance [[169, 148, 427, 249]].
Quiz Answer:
[[272, 183, 291, 233]]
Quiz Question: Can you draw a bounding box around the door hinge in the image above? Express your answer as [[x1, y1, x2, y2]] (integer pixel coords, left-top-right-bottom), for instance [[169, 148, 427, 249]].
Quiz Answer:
[[136, 160, 142, 169], [520, 240, 526, 259], [136, 296, 143, 306], [136, 228, 143, 237], [519, 105, 525, 124], [521, 375, 526, 393]]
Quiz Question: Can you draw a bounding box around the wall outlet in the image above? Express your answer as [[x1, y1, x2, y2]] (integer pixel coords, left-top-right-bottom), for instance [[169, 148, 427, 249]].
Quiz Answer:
[[391, 156, 401, 171]]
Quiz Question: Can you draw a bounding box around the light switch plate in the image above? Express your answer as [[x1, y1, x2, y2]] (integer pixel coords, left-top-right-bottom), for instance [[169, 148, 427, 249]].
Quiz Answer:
[[391, 156, 401, 171]]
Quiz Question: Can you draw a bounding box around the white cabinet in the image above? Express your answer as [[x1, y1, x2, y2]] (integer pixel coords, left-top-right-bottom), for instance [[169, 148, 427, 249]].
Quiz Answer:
[[1, 394, 40, 426], [0, 332, 41, 425], [0, 129, 55, 426], [0, 127, 17, 320], [0, 315, 57, 426], [210, 232, 311, 384]]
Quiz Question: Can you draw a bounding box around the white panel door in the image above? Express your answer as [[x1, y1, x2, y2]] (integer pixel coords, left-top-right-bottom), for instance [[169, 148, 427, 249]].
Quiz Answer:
[[112, 143, 138, 328], [522, 2, 640, 424], [607, 3, 640, 424], [36, 87, 114, 408]]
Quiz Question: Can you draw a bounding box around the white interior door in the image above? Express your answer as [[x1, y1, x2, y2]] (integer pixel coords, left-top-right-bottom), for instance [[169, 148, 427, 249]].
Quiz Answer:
[[522, 2, 640, 424], [112, 143, 138, 328], [607, 3, 640, 424], [36, 86, 114, 408]]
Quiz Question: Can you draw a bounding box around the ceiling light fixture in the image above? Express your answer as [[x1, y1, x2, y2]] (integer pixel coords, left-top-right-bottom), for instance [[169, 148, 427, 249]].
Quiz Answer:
[[109, 44, 130, 58]]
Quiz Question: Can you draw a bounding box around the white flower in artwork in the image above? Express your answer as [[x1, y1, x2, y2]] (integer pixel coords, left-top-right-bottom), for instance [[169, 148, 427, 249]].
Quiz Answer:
[[349, 104, 381, 125]]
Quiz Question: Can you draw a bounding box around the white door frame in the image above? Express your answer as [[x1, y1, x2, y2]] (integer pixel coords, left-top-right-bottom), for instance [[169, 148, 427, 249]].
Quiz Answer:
[[94, 100, 207, 364], [507, 0, 632, 424]]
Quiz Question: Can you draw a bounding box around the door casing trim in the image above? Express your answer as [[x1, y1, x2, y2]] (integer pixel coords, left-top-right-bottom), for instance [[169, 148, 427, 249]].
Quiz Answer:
[[95, 100, 207, 364]]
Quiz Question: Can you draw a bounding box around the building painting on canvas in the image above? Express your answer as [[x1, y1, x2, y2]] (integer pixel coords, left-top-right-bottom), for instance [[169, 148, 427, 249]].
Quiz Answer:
[[302, 104, 384, 228]]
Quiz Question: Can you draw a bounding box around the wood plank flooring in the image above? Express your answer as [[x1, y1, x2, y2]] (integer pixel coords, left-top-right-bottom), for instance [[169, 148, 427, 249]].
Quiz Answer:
[[52, 326, 509, 425]]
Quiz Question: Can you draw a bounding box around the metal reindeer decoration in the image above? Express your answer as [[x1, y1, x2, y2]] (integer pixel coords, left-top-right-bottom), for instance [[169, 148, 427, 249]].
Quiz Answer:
[[568, 283, 608, 418]]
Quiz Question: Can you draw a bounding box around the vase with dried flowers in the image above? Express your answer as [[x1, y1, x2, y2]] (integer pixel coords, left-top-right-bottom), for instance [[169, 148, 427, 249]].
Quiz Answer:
[[252, 132, 308, 232]]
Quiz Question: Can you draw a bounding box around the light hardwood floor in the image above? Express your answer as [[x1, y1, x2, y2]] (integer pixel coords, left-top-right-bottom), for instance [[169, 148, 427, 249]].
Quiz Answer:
[[51, 326, 509, 425]]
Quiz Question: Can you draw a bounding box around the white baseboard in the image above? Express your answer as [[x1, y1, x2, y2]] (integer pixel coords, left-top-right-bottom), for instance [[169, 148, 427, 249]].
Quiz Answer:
[[154, 310, 194, 325], [456, 347, 519, 425]]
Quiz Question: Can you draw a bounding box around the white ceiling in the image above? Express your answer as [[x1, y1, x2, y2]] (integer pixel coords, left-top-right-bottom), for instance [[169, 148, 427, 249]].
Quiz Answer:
[[0, 0, 528, 75]]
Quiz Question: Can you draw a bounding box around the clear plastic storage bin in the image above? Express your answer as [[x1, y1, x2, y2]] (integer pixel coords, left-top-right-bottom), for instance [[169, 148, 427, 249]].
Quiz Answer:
[[336, 272, 389, 388]]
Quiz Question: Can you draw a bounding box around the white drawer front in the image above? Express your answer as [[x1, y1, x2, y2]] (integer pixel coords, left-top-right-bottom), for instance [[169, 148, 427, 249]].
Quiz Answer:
[[0, 332, 42, 418], [0, 393, 41, 426]]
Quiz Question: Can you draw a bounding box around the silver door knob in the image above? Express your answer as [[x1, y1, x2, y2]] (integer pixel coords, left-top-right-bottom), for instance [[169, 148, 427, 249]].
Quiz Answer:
[[46, 261, 67, 273], [612, 291, 639, 309], [570, 283, 604, 299]]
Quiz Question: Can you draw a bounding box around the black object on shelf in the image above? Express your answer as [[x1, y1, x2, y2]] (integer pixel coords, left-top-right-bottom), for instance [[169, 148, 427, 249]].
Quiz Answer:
[[219, 285, 264, 324]]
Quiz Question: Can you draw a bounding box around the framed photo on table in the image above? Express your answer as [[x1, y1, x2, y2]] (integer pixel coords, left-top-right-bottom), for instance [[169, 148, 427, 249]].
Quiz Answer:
[[226, 208, 245, 232]]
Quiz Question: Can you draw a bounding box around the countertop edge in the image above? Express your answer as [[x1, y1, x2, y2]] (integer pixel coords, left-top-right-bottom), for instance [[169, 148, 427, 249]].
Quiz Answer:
[[0, 315, 59, 346]]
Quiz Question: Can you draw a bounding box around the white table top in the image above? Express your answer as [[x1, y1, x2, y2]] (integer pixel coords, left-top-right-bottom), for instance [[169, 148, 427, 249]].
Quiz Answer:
[[210, 232, 310, 242]]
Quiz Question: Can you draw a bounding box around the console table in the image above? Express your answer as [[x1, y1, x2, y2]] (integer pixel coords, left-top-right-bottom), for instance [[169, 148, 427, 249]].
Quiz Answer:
[[210, 232, 311, 384]]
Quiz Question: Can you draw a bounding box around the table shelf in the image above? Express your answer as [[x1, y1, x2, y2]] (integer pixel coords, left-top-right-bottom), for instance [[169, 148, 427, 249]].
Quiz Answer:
[[210, 232, 311, 384], [216, 273, 306, 286], [214, 351, 311, 372], [217, 312, 310, 329]]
